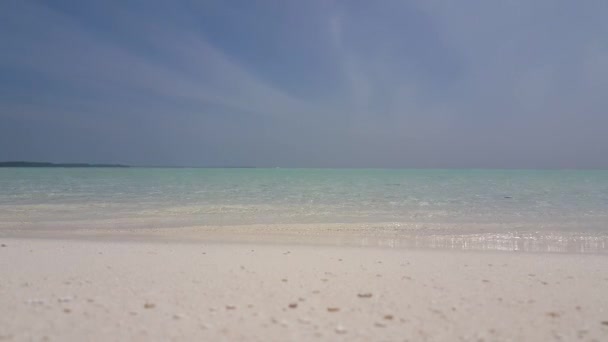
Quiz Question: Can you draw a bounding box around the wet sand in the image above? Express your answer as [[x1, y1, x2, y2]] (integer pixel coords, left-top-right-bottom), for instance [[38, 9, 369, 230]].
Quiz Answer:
[[1, 236, 608, 341], [2, 223, 608, 254]]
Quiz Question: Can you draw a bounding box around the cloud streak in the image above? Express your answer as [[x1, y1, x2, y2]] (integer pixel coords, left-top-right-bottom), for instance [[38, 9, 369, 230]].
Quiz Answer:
[[1, 0, 607, 168]]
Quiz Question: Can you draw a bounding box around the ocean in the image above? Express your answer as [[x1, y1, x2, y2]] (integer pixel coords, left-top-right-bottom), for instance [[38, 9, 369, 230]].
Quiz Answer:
[[1, 168, 607, 252]]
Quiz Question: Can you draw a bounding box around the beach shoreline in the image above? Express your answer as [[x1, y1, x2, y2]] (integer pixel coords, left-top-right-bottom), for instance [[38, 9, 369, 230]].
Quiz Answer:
[[2, 223, 607, 254], [1, 234, 608, 341]]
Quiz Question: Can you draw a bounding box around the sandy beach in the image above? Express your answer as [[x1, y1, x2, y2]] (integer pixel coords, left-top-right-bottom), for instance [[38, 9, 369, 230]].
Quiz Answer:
[[3, 0, 608, 339], [2, 233, 608, 341]]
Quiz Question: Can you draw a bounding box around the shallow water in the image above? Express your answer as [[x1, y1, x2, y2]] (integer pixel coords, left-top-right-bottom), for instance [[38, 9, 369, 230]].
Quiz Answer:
[[1, 168, 607, 252]]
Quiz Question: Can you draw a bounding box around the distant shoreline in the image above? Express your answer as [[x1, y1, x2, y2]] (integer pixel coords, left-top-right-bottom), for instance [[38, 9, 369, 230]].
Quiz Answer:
[[0, 162, 265, 169], [0, 162, 265, 168], [0, 161, 129, 168]]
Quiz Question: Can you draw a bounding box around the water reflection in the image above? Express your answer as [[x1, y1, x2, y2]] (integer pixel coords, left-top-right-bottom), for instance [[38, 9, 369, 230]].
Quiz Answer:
[[356, 232, 608, 254]]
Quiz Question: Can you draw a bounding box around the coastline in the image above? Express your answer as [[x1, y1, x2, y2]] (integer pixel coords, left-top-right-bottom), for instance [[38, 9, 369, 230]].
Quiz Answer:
[[2, 223, 607, 254], [2, 231, 608, 341]]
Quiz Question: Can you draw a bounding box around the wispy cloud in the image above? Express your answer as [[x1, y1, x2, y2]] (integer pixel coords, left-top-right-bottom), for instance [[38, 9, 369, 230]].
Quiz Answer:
[[1, 0, 607, 167]]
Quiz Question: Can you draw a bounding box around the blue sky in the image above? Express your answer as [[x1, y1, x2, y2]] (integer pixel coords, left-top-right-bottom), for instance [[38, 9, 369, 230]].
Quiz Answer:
[[1, 0, 607, 168]]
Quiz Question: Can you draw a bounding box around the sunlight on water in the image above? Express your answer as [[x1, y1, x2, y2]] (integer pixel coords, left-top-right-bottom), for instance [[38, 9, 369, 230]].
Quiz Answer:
[[1, 168, 607, 253]]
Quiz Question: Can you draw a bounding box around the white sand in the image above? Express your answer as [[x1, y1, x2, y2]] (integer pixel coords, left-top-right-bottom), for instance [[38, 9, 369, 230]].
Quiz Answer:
[[1, 236, 608, 341]]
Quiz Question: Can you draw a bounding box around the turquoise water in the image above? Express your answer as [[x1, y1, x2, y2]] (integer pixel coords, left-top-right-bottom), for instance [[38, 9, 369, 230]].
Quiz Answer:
[[1, 168, 607, 233]]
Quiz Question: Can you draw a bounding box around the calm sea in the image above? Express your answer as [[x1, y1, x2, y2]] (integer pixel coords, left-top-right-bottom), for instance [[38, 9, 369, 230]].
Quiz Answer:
[[1, 168, 607, 252]]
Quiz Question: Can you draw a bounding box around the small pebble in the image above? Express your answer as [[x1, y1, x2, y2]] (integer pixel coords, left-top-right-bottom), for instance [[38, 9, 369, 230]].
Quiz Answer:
[[335, 325, 347, 334], [327, 307, 340, 312], [0, 244, 6, 247], [601, 321, 608, 326], [288, 303, 298, 309], [63, 308, 71, 314], [144, 303, 155, 309], [358, 292, 373, 298], [226, 305, 236, 310], [384, 314, 394, 320]]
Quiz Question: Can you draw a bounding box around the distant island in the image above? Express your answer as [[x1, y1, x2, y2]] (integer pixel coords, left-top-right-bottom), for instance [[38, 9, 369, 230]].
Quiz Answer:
[[0, 161, 129, 168]]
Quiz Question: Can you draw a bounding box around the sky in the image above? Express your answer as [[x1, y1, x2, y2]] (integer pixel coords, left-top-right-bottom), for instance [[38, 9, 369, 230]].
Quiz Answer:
[[1, 0, 607, 168]]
